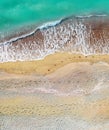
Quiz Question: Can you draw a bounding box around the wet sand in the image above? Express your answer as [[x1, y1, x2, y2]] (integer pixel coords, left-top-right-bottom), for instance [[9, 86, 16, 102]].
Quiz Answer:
[[1, 15, 109, 63]]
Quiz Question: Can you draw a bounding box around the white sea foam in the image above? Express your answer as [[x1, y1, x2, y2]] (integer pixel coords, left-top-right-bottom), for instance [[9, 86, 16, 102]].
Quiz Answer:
[[76, 14, 107, 18], [39, 19, 62, 29], [0, 19, 62, 46], [0, 14, 107, 46], [0, 15, 109, 63]]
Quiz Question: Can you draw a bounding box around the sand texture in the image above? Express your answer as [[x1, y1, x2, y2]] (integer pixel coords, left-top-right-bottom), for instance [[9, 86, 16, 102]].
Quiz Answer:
[[0, 52, 109, 75], [0, 53, 109, 130]]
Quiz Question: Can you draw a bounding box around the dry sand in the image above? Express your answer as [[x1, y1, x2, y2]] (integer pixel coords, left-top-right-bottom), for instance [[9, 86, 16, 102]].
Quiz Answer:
[[0, 52, 109, 130], [0, 52, 109, 75]]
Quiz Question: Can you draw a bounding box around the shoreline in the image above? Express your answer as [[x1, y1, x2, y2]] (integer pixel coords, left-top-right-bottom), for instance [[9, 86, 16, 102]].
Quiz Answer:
[[1, 15, 109, 62], [1, 15, 109, 129], [0, 14, 107, 44]]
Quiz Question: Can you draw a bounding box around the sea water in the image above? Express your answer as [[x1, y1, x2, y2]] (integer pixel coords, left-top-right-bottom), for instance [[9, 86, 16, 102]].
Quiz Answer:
[[0, 0, 109, 33]]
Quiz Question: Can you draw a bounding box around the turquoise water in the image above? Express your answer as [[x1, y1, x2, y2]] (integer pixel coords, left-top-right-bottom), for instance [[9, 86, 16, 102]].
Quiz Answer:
[[0, 0, 109, 32]]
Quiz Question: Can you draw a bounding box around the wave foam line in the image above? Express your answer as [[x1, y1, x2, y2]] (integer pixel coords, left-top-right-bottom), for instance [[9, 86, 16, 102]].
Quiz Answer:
[[0, 14, 107, 46], [0, 20, 62, 46], [0, 14, 109, 62]]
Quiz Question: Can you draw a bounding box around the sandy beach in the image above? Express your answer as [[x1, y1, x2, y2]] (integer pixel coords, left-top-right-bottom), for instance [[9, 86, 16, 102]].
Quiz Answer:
[[1, 1, 109, 129], [0, 52, 109, 75], [0, 52, 109, 130]]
